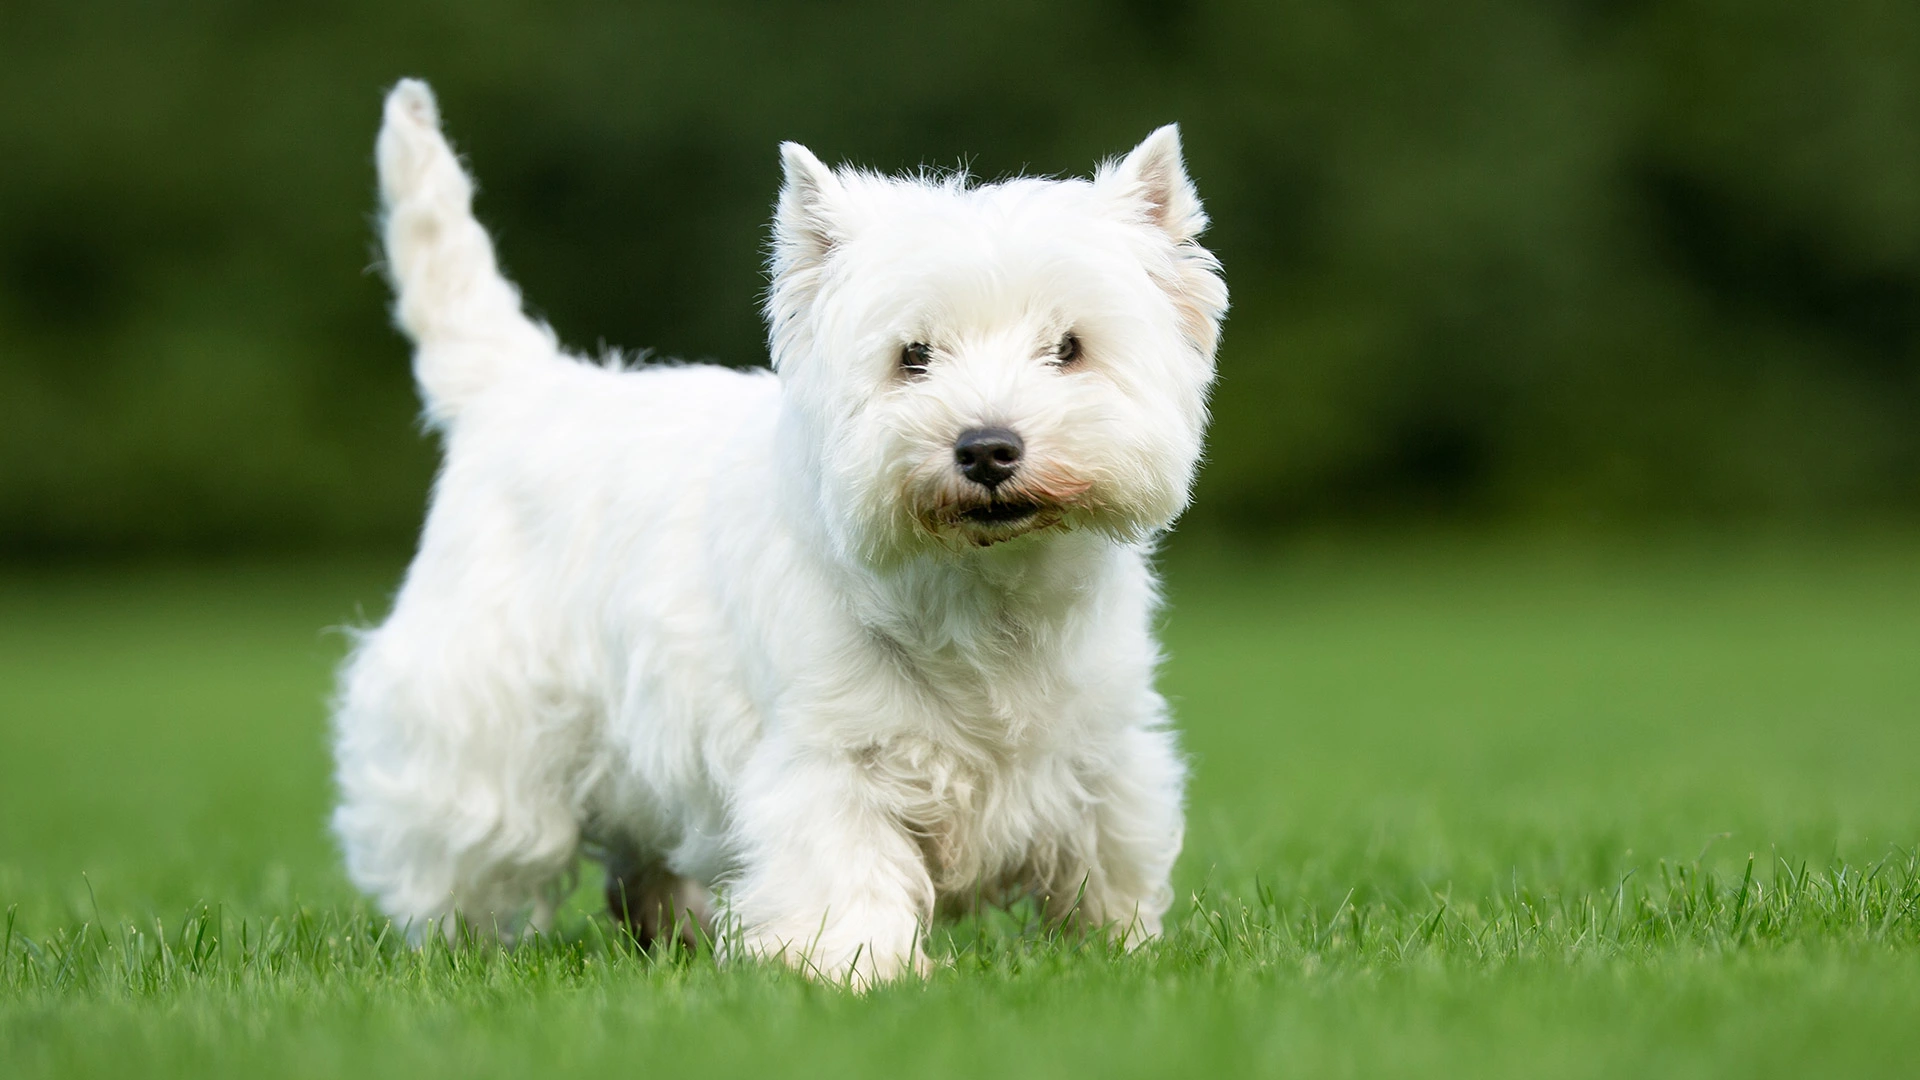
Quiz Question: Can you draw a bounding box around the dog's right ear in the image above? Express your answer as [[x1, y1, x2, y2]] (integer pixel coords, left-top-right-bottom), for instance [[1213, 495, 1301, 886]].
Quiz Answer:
[[767, 143, 843, 369], [774, 142, 841, 271]]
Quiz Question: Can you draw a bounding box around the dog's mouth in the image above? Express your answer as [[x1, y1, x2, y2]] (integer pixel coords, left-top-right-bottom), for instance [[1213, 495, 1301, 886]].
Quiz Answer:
[[923, 468, 1093, 544], [959, 500, 1044, 526]]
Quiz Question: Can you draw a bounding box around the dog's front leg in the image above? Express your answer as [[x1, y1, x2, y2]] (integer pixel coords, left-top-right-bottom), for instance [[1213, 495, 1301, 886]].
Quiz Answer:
[[727, 742, 934, 986], [1056, 725, 1186, 945]]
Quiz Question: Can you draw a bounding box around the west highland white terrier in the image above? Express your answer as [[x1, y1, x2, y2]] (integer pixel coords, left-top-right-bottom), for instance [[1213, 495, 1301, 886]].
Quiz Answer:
[[331, 79, 1227, 983]]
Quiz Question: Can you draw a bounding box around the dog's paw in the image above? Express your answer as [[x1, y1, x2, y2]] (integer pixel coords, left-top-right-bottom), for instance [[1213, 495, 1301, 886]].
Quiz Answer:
[[737, 929, 930, 990]]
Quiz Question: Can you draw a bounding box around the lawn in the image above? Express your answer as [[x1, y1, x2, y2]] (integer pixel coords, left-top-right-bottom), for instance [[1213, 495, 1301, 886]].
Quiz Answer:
[[3, 537, 1917, 1078]]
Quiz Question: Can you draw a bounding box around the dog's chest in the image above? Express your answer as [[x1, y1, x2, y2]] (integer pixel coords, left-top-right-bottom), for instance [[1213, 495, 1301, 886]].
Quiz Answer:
[[847, 574, 1106, 895], [865, 645, 1084, 895], [863, 730, 1064, 898]]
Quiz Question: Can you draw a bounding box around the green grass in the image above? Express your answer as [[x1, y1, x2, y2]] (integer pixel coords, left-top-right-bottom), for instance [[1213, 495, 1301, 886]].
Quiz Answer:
[[3, 537, 1918, 1078]]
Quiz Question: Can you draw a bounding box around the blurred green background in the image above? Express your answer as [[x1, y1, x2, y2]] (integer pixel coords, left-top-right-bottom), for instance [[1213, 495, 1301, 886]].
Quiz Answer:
[[4, 0, 1917, 556], [5, 9, 1919, 1073]]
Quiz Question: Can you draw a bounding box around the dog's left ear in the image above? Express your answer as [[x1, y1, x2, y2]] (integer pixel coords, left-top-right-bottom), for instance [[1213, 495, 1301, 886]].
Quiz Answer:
[[1104, 124, 1209, 243], [1102, 125, 1228, 357]]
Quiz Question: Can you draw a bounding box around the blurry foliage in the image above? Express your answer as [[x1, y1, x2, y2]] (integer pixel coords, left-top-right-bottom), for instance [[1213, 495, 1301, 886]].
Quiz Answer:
[[1, 0, 1916, 554]]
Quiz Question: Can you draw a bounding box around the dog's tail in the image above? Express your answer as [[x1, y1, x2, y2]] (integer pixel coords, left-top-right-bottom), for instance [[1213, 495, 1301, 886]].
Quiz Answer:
[[376, 79, 557, 425]]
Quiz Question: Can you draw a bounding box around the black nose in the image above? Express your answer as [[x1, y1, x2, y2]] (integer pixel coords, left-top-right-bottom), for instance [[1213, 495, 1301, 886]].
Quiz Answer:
[[954, 427, 1024, 488]]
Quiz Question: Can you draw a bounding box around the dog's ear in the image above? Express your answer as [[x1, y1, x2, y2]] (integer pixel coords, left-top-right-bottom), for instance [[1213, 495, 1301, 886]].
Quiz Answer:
[[1104, 124, 1208, 244], [774, 142, 842, 270], [1102, 126, 1227, 358], [767, 143, 845, 369]]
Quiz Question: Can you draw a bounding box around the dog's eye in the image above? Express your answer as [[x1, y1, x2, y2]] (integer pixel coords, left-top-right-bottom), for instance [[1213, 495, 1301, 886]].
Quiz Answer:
[[900, 342, 933, 375], [1052, 333, 1082, 366]]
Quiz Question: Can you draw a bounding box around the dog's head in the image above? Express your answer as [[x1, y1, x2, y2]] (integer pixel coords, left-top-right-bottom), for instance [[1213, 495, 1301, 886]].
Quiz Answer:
[[765, 128, 1227, 564]]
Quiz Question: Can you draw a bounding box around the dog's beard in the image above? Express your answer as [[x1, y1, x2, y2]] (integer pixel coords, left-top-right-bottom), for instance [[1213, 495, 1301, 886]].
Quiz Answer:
[[834, 419, 1187, 561], [904, 457, 1101, 547]]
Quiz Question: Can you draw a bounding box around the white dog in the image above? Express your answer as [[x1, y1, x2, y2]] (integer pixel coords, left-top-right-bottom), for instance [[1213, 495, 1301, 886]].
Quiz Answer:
[[330, 79, 1227, 984]]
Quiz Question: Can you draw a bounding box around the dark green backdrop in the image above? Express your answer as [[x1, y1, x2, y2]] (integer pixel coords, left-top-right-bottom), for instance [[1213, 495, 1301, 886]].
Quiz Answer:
[[3, 1, 1916, 554]]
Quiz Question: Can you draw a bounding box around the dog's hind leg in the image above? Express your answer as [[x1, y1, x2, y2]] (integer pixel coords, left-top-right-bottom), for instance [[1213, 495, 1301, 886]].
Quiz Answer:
[[375, 78, 560, 426], [330, 619, 585, 944], [603, 849, 715, 952]]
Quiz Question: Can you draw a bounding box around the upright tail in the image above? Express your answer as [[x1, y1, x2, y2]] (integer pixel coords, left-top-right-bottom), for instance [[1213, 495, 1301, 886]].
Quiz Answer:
[[377, 79, 557, 425]]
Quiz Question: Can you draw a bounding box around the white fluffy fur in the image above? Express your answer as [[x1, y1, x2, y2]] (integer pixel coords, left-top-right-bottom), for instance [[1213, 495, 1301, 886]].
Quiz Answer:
[[331, 78, 1228, 984]]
